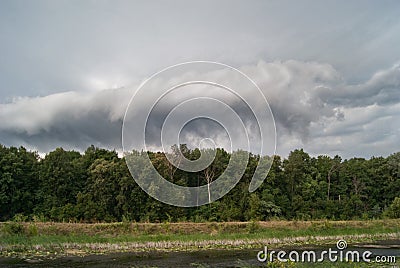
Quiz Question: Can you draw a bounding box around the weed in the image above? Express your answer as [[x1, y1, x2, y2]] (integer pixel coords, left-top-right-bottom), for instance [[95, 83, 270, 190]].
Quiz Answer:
[[27, 223, 39, 237], [246, 221, 261, 234], [2, 222, 25, 235]]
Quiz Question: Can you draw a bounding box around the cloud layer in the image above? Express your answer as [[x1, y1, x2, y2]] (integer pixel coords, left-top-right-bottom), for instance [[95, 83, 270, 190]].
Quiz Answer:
[[1, 60, 399, 158]]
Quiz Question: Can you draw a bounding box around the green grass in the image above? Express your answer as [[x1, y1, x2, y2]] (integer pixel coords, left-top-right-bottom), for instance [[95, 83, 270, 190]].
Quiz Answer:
[[0, 220, 399, 259], [1, 221, 398, 244]]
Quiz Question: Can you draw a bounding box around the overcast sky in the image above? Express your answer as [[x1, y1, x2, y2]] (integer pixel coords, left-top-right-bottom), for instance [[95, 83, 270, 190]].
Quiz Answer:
[[1, 0, 400, 159]]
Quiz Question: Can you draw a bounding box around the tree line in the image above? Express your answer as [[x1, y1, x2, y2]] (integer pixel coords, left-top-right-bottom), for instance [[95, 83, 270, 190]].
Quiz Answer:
[[0, 144, 399, 222]]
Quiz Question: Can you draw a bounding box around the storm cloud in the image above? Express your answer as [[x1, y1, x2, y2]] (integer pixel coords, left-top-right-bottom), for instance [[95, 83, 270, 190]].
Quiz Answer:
[[1, 1, 400, 158], [1, 60, 399, 158]]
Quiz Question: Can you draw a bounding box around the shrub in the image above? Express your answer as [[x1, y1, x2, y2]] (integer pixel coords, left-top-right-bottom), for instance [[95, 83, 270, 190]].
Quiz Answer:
[[383, 197, 400, 219], [2, 222, 25, 235], [27, 223, 39, 236], [246, 220, 261, 234], [12, 213, 28, 222]]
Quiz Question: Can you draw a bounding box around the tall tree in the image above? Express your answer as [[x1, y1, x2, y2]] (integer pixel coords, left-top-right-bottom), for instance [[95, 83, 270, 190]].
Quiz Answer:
[[35, 148, 85, 220]]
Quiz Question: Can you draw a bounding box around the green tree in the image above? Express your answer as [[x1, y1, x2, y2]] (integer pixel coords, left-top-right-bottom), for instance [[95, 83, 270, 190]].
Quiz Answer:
[[35, 148, 85, 220], [383, 197, 400, 218], [282, 149, 312, 218], [76, 158, 128, 222], [0, 146, 39, 220]]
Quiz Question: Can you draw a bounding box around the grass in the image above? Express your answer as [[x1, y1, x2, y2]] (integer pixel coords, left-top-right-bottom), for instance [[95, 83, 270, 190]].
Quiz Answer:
[[0, 220, 399, 259]]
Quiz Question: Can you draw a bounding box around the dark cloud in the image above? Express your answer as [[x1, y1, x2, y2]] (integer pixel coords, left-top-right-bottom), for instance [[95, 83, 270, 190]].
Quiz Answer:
[[316, 65, 400, 107], [0, 61, 399, 158], [0, 88, 131, 152]]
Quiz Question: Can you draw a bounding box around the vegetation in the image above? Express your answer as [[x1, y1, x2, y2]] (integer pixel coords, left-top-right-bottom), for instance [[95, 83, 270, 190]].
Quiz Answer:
[[0, 220, 399, 257], [0, 144, 399, 222]]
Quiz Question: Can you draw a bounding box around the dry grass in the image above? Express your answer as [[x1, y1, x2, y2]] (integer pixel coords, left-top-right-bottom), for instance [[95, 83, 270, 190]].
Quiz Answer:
[[12, 219, 399, 236]]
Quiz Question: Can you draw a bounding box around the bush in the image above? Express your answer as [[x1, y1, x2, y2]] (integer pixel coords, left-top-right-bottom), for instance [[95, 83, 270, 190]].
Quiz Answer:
[[27, 223, 39, 236], [12, 213, 28, 222], [383, 197, 400, 218], [32, 214, 47, 223], [1, 219, 39, 236], [246, 221, 261, 234], [2, 222, 25, 235]]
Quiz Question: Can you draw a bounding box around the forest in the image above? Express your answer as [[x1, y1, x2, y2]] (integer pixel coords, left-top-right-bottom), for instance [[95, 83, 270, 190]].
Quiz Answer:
[[0, 144, 399, 222]]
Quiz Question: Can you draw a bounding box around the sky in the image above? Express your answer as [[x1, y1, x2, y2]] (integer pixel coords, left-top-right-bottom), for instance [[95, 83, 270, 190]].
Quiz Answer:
[[0, 0, 400, 159]]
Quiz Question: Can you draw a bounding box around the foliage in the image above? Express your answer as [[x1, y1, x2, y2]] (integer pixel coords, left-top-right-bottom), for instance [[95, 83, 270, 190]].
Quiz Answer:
[[0, 144, 399, 222], [383, 197, 400, 218], [1, 222, 24, 235]]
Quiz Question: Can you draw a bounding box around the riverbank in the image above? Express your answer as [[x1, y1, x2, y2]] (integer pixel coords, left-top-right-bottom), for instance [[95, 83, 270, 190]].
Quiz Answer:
[[0, 220, 399, 260]]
